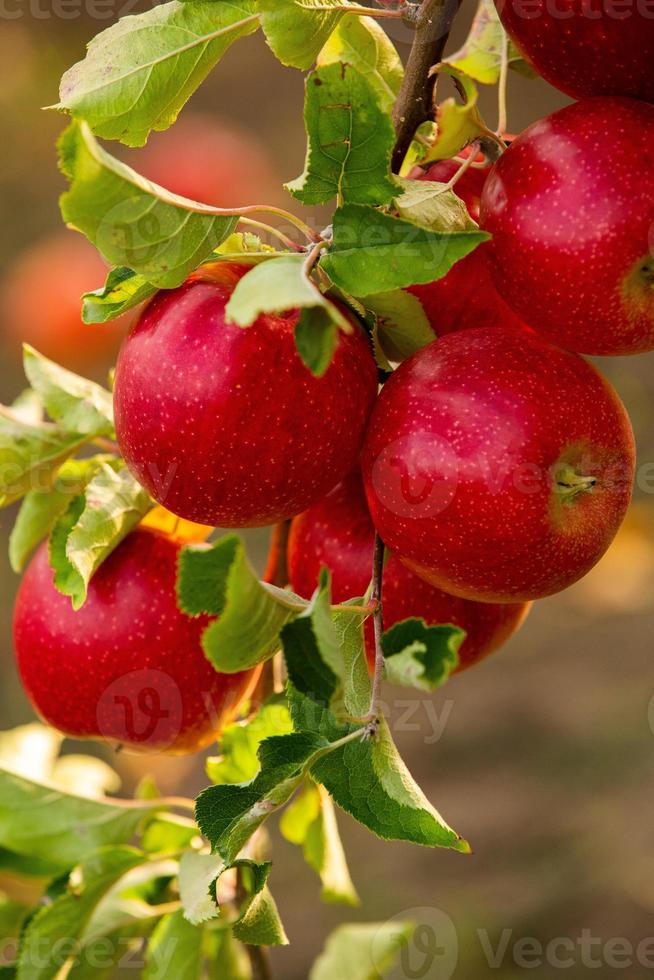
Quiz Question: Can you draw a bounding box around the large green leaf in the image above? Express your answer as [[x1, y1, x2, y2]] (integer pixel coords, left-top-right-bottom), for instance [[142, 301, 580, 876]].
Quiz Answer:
[[0, 769, 158, 870], [59, 122, 239, 288], [448, 0, 535, 83], [9, 455, 117, 573], [288, 62, 397, 207], [57, 0, 259, 146], [17, 848, 147, 980], [365, 290, 436, 368], [0, 407, 87, 508], [291, 689, 470, 853], [143, 910, 203, 979], [178, 536, 305, 672], [260, 0, 352, 70], [317, 15, 403, 112], [23, 346, 114, 437], [310, 921, 414, 980], [321, 204, 488, 297], [49, 462, 153, 609], [382, 618, 463, 692]]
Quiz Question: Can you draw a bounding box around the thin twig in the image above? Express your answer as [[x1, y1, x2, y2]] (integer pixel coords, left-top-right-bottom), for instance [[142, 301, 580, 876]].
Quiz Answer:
[[366, 534, 386, 727], [496, 29, 509, 135], [238, 216, 304, 252], [391, 0, 463, 173]]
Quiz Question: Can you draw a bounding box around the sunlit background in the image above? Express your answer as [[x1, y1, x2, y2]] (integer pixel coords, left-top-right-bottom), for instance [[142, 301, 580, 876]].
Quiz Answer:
[[1, 3, 654, 977]]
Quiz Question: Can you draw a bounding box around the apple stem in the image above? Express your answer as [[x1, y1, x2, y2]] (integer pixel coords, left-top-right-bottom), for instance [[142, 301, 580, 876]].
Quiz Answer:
[[238, 216, 305, 252], [496, 29, 509, 136], [556, 467, 597, 500], [391, 0, 463, 173], [366, 533, 386, 731]]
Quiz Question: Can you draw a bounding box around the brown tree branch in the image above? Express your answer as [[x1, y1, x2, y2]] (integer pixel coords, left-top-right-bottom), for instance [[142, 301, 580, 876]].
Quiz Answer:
[[391, 0, 463, 173]]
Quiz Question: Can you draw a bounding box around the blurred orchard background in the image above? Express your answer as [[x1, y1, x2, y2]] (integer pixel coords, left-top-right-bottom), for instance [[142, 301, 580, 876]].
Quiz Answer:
[[1, 4, 654, 977]]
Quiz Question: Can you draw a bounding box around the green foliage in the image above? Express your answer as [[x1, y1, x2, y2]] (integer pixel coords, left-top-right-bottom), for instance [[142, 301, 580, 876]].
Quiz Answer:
[[206, 702, 294, 786], [383, 619, 464, 692], [317, 15, 403, 112], [295, 307, 339, 377], [178, 536, 304, 672], [288, 62, 397, 207], [23, 346, 114, 437], [448, 0, 536, 83], [394, 176, 478, 232], [365, 290, 436, 368], [310, 921, 415, 980], [259, 0, 350, 70], [57, 0, 259, 146], [59, 123, 239, 288], [48, 462, 153, 609], [142, 911, 203, 980], [321, 204, 489, 297]]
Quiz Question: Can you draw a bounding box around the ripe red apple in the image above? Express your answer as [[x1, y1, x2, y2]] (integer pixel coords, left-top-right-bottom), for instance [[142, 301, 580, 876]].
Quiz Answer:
[[113, 263, 378, 527], [121, 114, 284, 209], [408, 156, 529, 336], [480, 98, 654, 356], [361, 327, 635, 603], [13, 528, 259, 755], [288, 472, 531, 671], [495, 0, 654, 103], [0, 232, 128, 370]]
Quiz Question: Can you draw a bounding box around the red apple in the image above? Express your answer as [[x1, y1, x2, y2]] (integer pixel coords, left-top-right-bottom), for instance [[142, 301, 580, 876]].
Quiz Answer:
[[480, 98, 654, 356], [121, 114, 284, 209], [289, 472, 531, 671], [113, 263, 378, 527], [408, 156, 529, 336], [13, 528, 259, 755], [495, 0, 654, 103], [0, 232, 129, 370], [361, 327, 635, 603]]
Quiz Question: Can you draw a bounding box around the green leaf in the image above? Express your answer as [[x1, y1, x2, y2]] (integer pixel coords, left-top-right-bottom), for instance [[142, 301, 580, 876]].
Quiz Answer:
[[225, 254, 350, 337], [9, 455, 116, 573], [287, 63, 397, 207], [0, 407, 87, 508], [321, 204, 488, 297], [143, 910, 203, 979], [281, 570, 341, 706], [365, 290, 435, 366], [59, 122, 239, 289], [280, 783, 359, 906], [82, 232, 274, 324], [310, 921, 414, 980], [291, 690, 470, 853], [206, 702, 294, 786], [11, 389, 44, 425], [294, 307, 339, 377], [425, 65, 489, 162], [259, 0, 351, 70], [383, 618, 463, 692], [178, 855, 287, 946], [17, 847, 147, 980], [196, 732, 328, 865], [57, 0, 259, 146], [0, 769, 159, 871], [23, 346, 114, 437], [448, 0, 534, 84], [49, 463, 153, 609], [82, 266, 158, 325], [178, 536, 304, 672], [141, 814, 199, 854], [394, 176, 478, 233], [318, 15, 403, 112]]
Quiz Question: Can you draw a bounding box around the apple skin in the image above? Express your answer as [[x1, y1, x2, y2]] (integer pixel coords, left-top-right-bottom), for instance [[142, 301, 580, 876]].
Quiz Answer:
[[113, 263, 378, 528], [0, 233, 129, 370], [480, 98, 654, 356], [13, 528, 259, 755], [361, 327, 635, 603], [288, 472, 531, 672], [408, 157, 529, 336], [494, 0, 654, 103]]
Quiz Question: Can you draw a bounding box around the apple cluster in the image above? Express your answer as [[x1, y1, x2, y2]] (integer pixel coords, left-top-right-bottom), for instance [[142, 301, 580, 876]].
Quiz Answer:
[[13, 11, 654, 755]]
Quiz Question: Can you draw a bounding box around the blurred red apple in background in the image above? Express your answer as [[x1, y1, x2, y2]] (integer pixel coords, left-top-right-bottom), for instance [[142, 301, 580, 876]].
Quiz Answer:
[[289, 472, 531, 672], [0, 232, 127, 370]]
